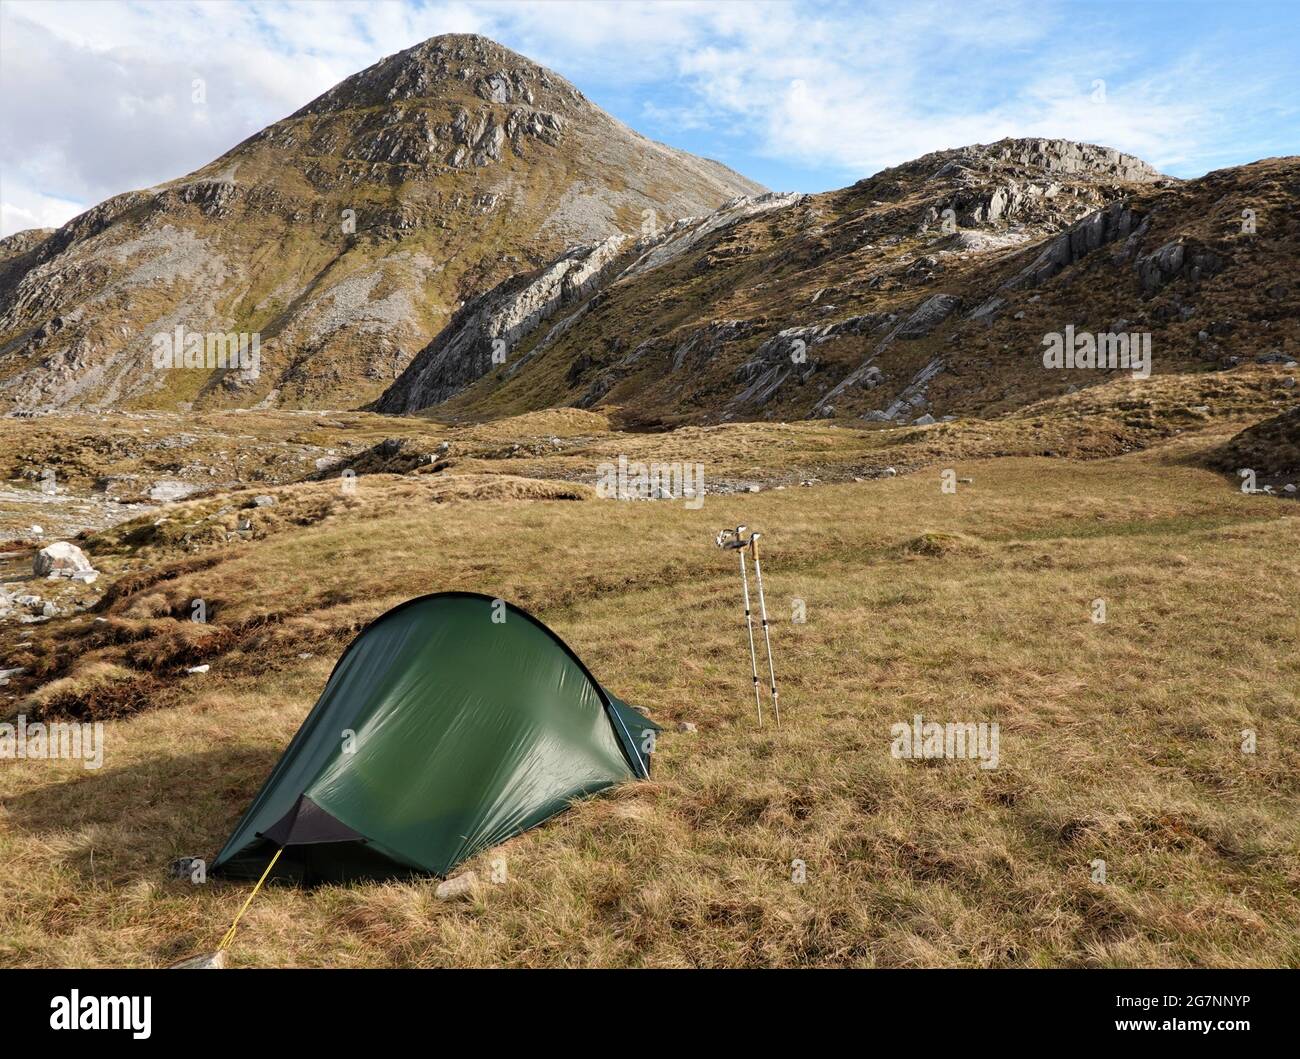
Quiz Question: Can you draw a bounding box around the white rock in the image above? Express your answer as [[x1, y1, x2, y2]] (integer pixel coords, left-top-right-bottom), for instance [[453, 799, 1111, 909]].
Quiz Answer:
[[149, 480, 199, 502], [30, 525, 43, 535], [678, 721, 698, 733], [34, 541, 94, 577], [170, 951, 226, 969], [186, 664, 210, 674], [435, 872, 479, 901]]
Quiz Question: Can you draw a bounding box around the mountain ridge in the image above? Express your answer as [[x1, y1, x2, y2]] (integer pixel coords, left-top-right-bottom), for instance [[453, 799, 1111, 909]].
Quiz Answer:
[[377, 137, 1300, 429]]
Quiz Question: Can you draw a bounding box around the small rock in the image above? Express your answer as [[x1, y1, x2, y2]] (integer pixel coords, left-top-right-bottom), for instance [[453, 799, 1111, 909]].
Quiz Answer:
[[253, 495, 276, 507], [1285, 484, 1297, 494], [1283, 377, 1296, 389], [298, 652, 314, 659], [435, 872, 479, 901], [29, 525, 43, 535], [148, 480, 199, 502], [883, 467, 897, 477], [170, 951, 226, 969], [913, 413, 937, 425], [186, 664, 210, 674], [677, 722, 698, 733], [41, 602, 58, 618], [169, 856, 201, 880]]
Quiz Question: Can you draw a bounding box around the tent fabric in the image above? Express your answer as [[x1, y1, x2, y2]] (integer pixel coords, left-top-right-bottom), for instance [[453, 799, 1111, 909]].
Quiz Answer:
[[212, 592, 658, 883]]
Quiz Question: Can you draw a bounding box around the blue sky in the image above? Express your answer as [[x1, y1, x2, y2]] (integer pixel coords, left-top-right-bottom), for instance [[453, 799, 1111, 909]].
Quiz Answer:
[[1, 0, 1297, 236]]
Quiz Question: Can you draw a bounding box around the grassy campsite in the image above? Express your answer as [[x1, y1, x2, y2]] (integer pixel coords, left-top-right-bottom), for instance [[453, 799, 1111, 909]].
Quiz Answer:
[[2, 392, 1298, 968]]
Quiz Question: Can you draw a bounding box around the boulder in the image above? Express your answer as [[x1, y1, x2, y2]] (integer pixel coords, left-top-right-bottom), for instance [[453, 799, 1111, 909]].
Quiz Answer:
[[33, 541, 93, 577]]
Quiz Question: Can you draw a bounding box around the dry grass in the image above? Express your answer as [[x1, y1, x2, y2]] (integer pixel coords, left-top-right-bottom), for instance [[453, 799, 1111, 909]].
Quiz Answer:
[[2, 418, 1297, 967]]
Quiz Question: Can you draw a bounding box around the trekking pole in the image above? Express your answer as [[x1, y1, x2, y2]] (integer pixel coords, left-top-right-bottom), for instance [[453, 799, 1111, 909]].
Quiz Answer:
[[749, 533, 780, 728], [717, 527, 763, 726]]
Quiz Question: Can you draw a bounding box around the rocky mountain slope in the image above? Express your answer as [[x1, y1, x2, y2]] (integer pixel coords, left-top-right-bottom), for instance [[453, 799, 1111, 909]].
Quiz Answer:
[[377, 138, 1299, 430], [0, 34, 762, 413]]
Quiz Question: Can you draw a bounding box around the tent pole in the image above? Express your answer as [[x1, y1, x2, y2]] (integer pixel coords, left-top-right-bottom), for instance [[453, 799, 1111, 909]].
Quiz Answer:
[[750, 535, 780, 728]]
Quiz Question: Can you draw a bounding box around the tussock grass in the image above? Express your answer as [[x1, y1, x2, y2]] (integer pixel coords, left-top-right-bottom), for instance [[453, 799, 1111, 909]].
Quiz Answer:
[[1, 424, 1297, 967]]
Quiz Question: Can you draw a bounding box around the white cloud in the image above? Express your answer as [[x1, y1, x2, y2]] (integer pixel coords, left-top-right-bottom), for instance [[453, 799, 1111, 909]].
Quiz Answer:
[[0, 0, 1291, 237], [0, 187, 85, 238]]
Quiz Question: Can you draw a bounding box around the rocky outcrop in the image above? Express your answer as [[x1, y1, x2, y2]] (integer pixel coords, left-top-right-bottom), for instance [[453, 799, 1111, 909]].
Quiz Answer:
[[980, 138, 1162, 183], [814, 295, 961, 413], [1002, 201, 1143, 289], [1135, 240, 1224, 294], [378, 192, 803, 413], [376, 235, 629, 412], [621, 193, 804, 278]]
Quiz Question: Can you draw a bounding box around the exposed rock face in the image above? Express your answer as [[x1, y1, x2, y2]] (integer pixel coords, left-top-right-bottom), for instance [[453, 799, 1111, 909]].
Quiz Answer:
[[377, 235, 630, 412], [1134, 240, 1224, 294], [377, 194, 799, 411], [895, 294, 963, 338], [814, 295, 960, 412], [0, 34, 764, 414], [978, 138, 1162, 183], [1003, 201, 1143, 289]]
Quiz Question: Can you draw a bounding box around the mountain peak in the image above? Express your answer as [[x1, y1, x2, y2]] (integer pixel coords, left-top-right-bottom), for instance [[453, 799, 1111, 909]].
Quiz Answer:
[[294, 33, 584, 119]]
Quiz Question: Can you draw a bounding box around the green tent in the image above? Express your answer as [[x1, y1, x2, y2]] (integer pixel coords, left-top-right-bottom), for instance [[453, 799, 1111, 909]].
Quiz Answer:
[[212, 592, 659, 884]]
